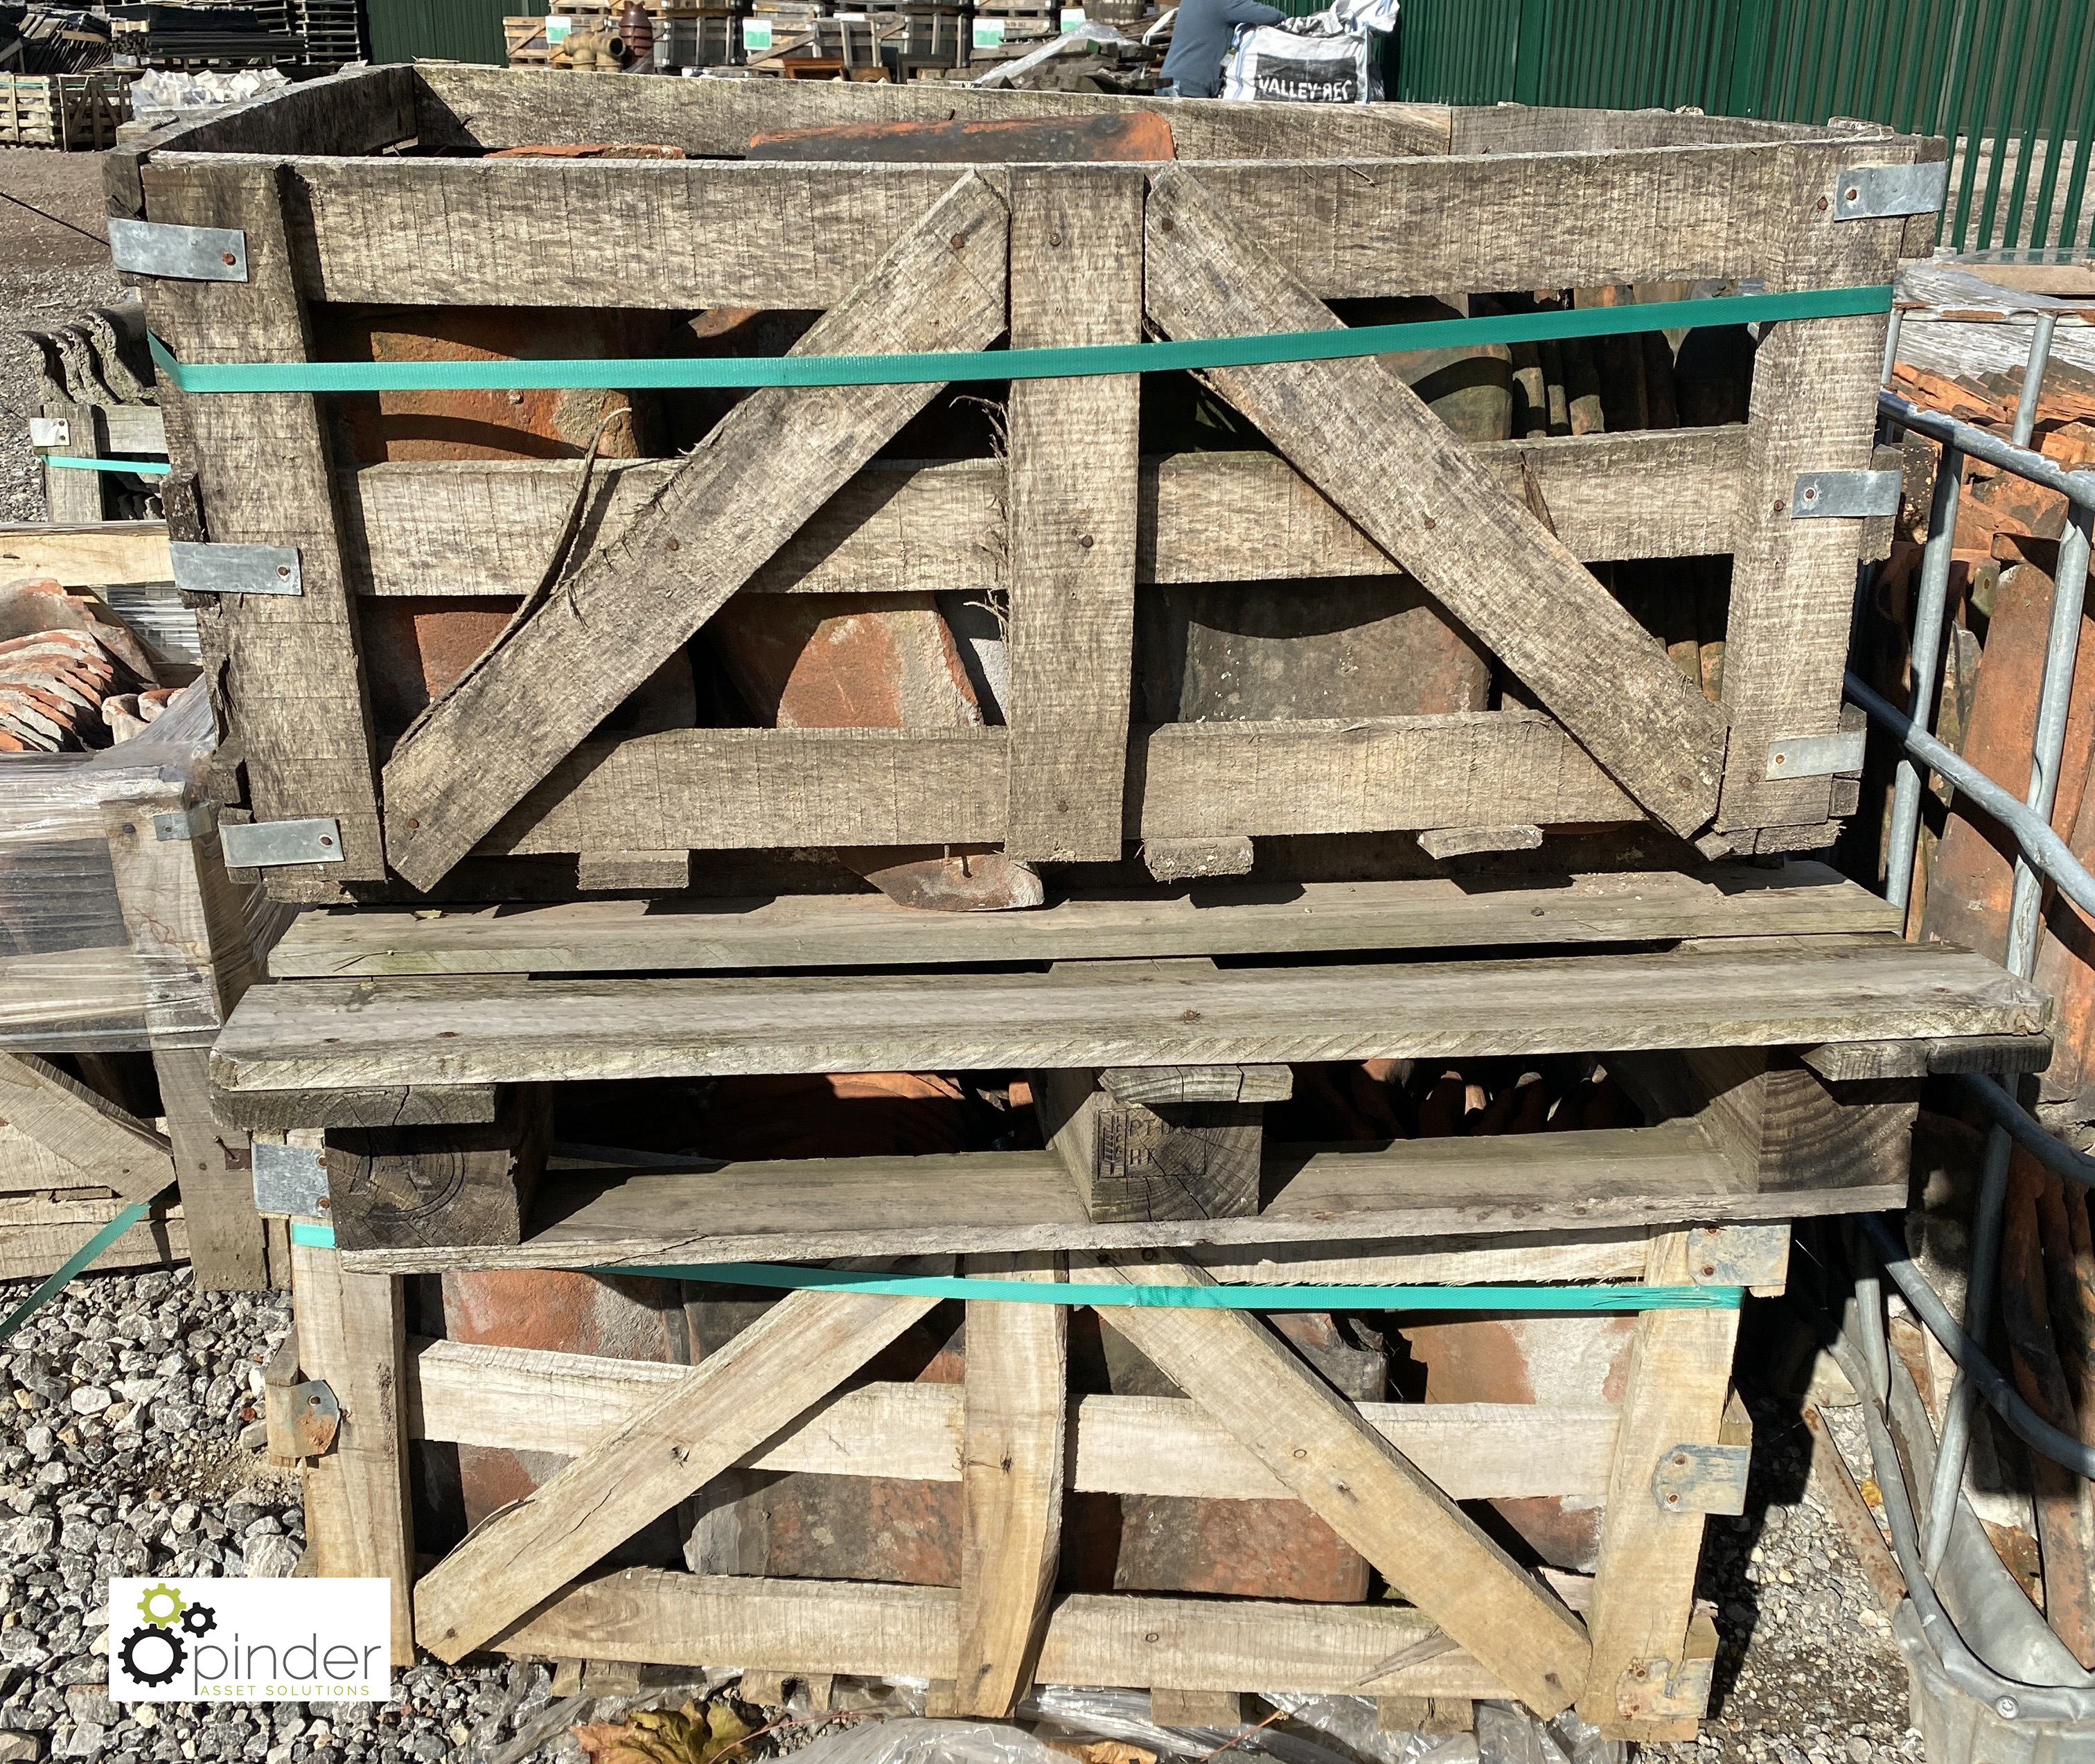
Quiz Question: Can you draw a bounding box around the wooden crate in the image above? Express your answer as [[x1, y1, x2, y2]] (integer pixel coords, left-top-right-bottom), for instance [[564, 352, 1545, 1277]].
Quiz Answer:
[[0, 73, 132, 150], [0, 689, 291, 1290], [0, 1106, 187, 1281], [112, 67, 1943, 907]]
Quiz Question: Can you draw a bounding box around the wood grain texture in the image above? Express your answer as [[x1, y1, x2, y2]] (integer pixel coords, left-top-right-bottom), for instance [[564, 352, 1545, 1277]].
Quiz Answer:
[[1003, 166, 1144, 863], [488, 1571, 1508, 1698], [1035, 1068, 1262, 1224], [1140, 166, 1726, 842], [266, 865, 1899, 978], [955, 1254, 1066, 1716], [380, 173, 1011, 893], [406, 1345, 1620, 1499], [0, 1190, 185, 1280], [293, 1249, 414, 1664], [331, 1121, 1898, 1276], [212, 941, 2049, 1096], [157, 1045, 272, 1294], [1577, 1231, 1741, 1738], [1072, 1251, 1590, 1717], [0, 521, 172, 587], [342, 428, 1745, 601], [412, 1285, 938, 1661], [0, 1051, 172, 1199], [139, 158, 386, 892], [324, 1088, 549, 1253]]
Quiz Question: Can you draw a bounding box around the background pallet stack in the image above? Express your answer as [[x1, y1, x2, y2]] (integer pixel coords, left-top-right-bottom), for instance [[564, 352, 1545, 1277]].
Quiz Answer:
[[103, 64, 2011, 1740]]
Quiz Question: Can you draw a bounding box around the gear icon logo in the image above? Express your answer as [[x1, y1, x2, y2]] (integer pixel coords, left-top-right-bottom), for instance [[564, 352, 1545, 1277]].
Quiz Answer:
[[181, 1602, 217, 1638], [136, 1583, 185, 1628], [119, 1623, 185, 1687]]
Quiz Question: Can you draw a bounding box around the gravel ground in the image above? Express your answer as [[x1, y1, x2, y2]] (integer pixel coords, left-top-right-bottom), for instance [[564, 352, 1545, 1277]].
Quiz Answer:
[[0, 1269, 1930, 1764], [0, 148, 120, 524]]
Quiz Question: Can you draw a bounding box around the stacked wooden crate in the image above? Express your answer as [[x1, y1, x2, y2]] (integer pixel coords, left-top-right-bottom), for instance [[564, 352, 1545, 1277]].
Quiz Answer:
[[108, 66, 2001, 1736], [0, 71, 132, 149]]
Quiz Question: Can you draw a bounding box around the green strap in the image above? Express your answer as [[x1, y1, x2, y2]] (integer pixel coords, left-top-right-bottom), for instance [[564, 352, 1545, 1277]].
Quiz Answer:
[[290, 1221, 335, 1249], [42, 456, 172, 476], [146, 285, 1889, 396], [0, 1192, 169, 1346]]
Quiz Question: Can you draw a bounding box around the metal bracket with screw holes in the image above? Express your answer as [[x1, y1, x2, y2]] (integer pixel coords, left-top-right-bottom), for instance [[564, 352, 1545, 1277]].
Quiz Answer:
[[251, 1141, 330, 1216], [1765, 728, 1868, 779], [219, 818, 344, 870], [1685, 1222, 1790, 1289], [1651, 1442, 1751, 1516], [108, 218, 250, 281], [265, 1377, 341, 1459], [152, 803, 217, 843], [168, 542, 302, 597], [1833, 162, 1950, 220], [28, 417, 68, 450], [1792, 470, 1902, 518]]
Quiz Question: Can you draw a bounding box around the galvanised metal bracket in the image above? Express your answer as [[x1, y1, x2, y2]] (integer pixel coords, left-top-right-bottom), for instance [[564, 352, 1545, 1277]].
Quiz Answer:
[[27, 417, 68, 450], [267, 1377, 341, 1459], [1652, 1441, 1751, 1516], [1766, 728, 1868, 779], [1686, 1222, 1789, 1289], [251, 1141, 330, 1217], [152, 802, 217, 843], [1792, 470, 1902, 518], [168, 542, 302, 597], [220, 818, 345, 870], [108, 218, 249, 282], [1834, 161, 1950, 220]]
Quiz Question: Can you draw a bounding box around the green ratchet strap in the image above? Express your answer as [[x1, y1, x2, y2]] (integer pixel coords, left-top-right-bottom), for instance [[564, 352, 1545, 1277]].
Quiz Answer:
[[146, 284, 1890, 396], [41, 456, 172, 476], [0, 1189, 170, 1346]]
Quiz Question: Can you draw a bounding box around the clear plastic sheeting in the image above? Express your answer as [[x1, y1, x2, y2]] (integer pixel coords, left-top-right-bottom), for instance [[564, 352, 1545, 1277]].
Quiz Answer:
[[0, 682, 290, 1050]]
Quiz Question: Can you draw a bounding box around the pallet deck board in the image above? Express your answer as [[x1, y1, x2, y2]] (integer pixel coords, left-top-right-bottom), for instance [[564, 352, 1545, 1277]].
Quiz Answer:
[[219, 940, 2042, 1095]]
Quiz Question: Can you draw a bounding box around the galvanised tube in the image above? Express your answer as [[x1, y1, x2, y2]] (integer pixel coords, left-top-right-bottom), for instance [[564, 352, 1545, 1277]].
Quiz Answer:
[[2012, 312, 2059, 448], [1879, 391, 2095, 509], [1926, 1122, 2013, 1575], [1959, 1071, 2095, 1190], [1848, 671, 2095, 921], [1883, 448, 1966, 910]]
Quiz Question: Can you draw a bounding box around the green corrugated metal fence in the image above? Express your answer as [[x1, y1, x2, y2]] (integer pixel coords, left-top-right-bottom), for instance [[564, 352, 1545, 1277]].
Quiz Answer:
[[364, 0, 545, 65], [1397, 0, 2095, 251]]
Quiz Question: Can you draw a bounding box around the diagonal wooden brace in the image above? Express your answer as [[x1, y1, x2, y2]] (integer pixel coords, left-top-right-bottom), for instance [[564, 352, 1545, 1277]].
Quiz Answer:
[[0, 1050, 174, 1201], [1069, 1250, 1591, 1718], [1140, 165, 1727, 843], [380, 173, 1013, 892], [412, 1286, 939, 1661]]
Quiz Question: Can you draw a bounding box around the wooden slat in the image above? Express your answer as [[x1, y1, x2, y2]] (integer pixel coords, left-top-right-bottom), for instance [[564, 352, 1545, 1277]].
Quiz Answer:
[[407, 1343, 1623, 1500], [335, 1122, 1894, 1274], [266, 864, 1899, 978], [1003, 165, 1144, 863], [212, 940, 2049, 1096], [0, 1192, 184, 1281], [0, 1051, 173, 1199], [412, 67, 1456, 160], [0, 522, 171, 588], [1141, 164, 1726, 842], [342, 428, 1747, 600], [157, 1046, 271, 1292], [955, 1254, 1066, 1716], [1071, 1251, 1591, 1717], [249, 132, 1895, 306], [412, 1285, 939, 1662], [489, 1571, 1508, 1698], [141, 159, 387, 891], [380, 173, 1012, 894]]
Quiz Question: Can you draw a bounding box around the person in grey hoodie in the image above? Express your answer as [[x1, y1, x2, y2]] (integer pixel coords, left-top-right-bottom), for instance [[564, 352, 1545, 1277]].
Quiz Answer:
[[1156, 0, 1285, 96]]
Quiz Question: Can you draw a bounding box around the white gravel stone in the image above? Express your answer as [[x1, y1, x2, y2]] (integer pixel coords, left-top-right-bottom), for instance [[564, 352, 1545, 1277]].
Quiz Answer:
[[64, 1388, 109, 1418]]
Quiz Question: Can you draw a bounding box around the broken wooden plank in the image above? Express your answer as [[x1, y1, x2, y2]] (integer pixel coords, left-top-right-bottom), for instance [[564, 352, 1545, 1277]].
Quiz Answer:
[[380, 172, 1011, 893], [412, 1285, 940, 1661], [1070, 1250, 1591, 1717], [1140, 165, 1728, 841]]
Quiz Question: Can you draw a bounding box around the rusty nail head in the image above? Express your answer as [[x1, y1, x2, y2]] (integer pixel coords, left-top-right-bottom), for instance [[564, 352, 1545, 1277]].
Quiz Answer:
[[276, 563, 291, 579], [949, 232, 964, 249], [1078, 533, 1094, 549], [1048, 231, 1062, 247], [319, 834, 335, 847], [1160, 218, 1175, 232], [1292, 1447, 1307, 1459], [222, 251, 236, 265], [666, 538, 680, 552], [1816, 197, 1830, 212], [1144, 1632, 1160, 1644]]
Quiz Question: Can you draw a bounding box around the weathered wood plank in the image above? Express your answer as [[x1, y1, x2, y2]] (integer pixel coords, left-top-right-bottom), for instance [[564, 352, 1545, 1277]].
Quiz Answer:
[[407, 1345, 1621, 1499], [1142, 164, 1726, 842], [0, 1051, 173, 1200], [213, 940, 2047, 1097], [1004, 166, 1144, 863], [1072, 1251, 1591, 1717], [139, 158, 386, 891], [266, 863, 1898, 978], [0, 521, 172, 588], [343, 428, 1747, 600], [0, 1191, 185, 1281], [333, 1122, 1899, 1275], [325, 1088, 550, 1253], [1035, 1066, 1263, 1224], [380, 173, 1011, 893], [412, 1285, 939, 1662], [157, 1045, 272, 1293], [489, 1572, 1508, 1698], [955, 1254, 1066, 1716]]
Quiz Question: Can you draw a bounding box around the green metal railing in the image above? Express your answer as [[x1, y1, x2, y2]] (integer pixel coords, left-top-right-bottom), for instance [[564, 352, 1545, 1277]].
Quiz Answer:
[[364, 0, 545, 66], [1396, 0, 2095, 252]]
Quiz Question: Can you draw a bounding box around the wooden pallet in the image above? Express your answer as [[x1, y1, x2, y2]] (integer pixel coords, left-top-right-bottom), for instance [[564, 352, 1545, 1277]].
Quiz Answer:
[[0, 1096, 187, 1280], [287, 1215, 1765, 1738], [0, 73, 131, 150], [115, 66, 1941, 906]]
